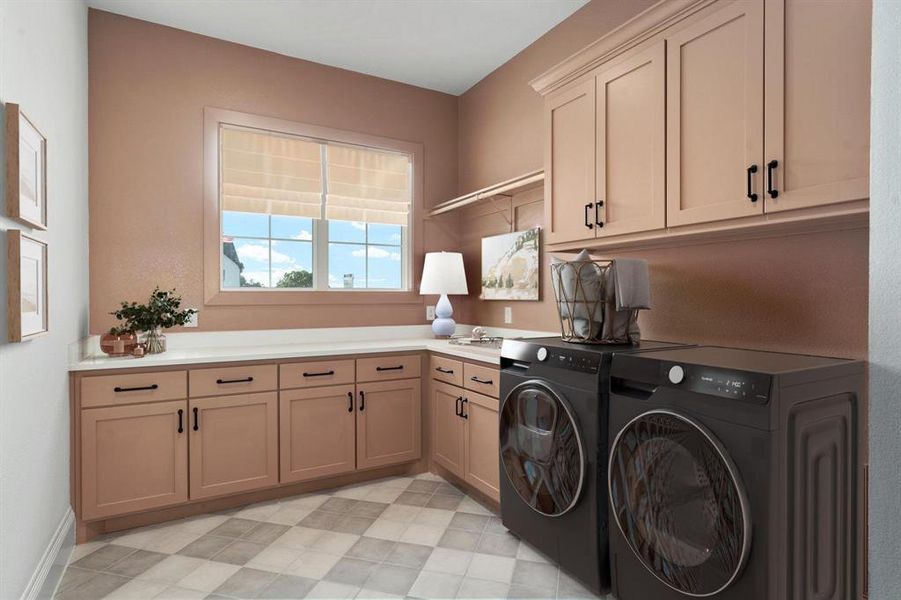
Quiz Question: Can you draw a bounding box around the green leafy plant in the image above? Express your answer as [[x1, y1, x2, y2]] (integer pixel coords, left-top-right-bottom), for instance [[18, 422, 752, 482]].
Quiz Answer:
[[111, 287, 197, 333]]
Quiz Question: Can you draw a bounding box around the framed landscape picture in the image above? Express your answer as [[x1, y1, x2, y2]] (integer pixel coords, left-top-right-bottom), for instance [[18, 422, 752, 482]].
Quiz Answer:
[[7, 231, 48, 342], [5, 103, 48, 229], [480, 227, 540, 301]]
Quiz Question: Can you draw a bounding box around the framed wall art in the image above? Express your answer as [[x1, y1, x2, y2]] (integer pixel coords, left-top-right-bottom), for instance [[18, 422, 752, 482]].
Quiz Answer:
[[7, 230, 48, 342], [480, 227, 540, 301], [5, 103, 48, 229]]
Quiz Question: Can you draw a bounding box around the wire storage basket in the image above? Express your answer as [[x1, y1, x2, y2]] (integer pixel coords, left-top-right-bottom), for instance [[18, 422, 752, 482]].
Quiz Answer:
[[550, 257, 640, 344]]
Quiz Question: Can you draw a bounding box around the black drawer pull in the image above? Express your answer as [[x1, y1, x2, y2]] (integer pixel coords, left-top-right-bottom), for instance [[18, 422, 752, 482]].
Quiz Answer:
[[584, 203, 594, 229], [347, 391, 353, 413], [376, 365, 404, 372], [470, 376, 494, 386], [455, 396, 463, 417], [461, 398, 469, 419], [192, 407, 199, 431], [767, 159, 779, 198], [595, 201, 604, 228], [303, 370, 335, 377], [114, 384, 159, 393], [746, 164, 758, 202], [216, 377, 254, 384], [435, 366, 454, 374], [177, 409, 184, 433], [359, 391, 365, 412]]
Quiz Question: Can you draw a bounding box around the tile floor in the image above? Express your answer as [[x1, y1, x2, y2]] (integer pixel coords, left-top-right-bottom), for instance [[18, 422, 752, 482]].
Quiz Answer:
[[55, 473, 608, 600]]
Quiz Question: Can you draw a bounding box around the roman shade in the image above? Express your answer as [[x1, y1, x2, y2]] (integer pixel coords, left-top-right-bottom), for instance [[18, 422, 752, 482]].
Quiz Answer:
[[220, 126, 323, 218], [325, 144, 411, 226]]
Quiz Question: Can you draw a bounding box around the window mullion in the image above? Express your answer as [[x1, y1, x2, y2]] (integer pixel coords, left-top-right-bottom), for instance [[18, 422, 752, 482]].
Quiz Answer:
[[315, 144, 329, 291]]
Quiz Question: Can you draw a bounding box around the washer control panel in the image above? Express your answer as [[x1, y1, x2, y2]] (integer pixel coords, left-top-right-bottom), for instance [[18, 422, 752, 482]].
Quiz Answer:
[[663, 363, 771, 403], [544, 348, 601, 374]]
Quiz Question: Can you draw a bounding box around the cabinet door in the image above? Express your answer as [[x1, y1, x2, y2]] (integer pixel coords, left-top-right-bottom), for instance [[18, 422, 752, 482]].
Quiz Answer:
[[432, 381, 466, 478], [281, 385, 357, 483], [666, 1, 764, 226], [81, 400, 187, 520], [764, 0, 870, 212], [190, 392, 278, 499], [463, 391, 500, 502], [595, 41, 666, 237], [544, 78, 597, 244], [356, 379, 421, 470]]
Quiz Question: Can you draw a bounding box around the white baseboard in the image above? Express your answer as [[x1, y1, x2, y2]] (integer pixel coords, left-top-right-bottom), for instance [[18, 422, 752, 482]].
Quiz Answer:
[[22, 508, 74, 600]]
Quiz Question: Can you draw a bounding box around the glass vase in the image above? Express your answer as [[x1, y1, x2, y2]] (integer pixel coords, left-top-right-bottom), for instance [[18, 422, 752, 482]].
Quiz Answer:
[[143, 328, 167, 354]]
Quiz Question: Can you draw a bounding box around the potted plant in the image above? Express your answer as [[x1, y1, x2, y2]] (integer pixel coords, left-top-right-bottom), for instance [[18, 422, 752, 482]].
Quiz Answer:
[[99, 325, 139, 357], [111, 287, 196, 354]]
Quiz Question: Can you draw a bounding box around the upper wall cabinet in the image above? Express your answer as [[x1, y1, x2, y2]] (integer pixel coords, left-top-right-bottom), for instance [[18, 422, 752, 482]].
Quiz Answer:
[[763, 0, 871, 211], [666, 1, 764, 226]]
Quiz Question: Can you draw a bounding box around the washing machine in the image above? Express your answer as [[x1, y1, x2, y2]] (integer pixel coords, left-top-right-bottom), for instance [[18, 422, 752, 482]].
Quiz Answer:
[[498, 337, 691, 594], [607, 346, 866, 600]]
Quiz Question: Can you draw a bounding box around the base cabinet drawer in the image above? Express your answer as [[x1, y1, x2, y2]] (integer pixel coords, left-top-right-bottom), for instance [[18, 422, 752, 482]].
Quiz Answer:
[[81, 371, 187, 408], [280, 359, 355, 390], [81, 400, 188, 520], [281, 385, 357, 483], [430, 355, 463, 386], [189, 392, 279, 500], [190, 364, 277, 397], [357, 354, 421, 382], [464, 363, 499, 398], [356, 379, 422, 469]]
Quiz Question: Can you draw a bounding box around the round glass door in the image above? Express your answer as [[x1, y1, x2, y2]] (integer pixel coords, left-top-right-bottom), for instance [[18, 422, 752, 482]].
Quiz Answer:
[[500, 381, 584, 517], [608, 410, 751, 597]]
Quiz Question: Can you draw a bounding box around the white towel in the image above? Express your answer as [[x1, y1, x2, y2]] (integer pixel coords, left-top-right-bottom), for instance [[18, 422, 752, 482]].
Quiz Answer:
[[612, 258, 651, 311]]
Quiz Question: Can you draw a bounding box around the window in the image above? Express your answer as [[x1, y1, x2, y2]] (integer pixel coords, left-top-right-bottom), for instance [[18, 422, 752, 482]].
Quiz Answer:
[[218, 123, 412, 292]]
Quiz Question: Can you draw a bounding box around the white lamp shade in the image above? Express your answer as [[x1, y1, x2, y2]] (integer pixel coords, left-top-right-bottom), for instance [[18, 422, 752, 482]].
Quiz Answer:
[[420, 252, 468, 295]]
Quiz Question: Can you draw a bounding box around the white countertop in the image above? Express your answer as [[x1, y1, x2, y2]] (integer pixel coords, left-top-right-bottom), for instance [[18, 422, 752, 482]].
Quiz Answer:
[[68, 324, 556, 372]]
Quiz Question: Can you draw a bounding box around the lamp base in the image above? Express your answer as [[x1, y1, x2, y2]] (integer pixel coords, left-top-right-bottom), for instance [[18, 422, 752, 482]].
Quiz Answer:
[[432, 293, 456, 337]]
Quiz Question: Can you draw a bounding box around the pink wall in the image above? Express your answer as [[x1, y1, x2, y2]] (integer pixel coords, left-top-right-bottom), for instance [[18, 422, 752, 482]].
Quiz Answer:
[[89, 10, 459, 333]]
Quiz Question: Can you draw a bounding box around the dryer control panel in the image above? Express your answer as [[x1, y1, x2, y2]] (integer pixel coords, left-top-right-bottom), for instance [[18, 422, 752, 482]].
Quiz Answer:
[[664, 364, 772, 403]]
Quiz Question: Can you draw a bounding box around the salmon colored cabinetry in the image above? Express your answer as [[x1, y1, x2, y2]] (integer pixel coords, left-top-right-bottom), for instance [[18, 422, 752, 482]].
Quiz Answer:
[[356, 378, 422, 469]]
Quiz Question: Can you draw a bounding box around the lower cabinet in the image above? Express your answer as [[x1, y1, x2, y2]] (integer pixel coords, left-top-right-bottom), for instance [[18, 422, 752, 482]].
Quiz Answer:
[[81, 400, 188, 520], [189, 392, 279, 500], [356, 378, 422, 469], [432, 381, 466, 475], [281, 385, 357, 483]]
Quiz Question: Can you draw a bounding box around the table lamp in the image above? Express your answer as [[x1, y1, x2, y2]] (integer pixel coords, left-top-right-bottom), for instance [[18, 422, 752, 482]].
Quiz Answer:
[[420, 251, 468, 337]]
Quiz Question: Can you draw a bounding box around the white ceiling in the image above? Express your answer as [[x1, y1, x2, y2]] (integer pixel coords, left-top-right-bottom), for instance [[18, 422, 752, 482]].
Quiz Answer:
[[86, 0, 589, 95]]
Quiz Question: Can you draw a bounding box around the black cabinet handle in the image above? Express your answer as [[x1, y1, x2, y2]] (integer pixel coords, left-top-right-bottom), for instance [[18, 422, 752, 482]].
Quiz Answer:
[[455, 396, 463, 417], [347, 391, 353, 412], [461, 398, 469, 419], [359, 391, 365, 412], [767, 159, 779, 198], [303, 370, 335, 377], [584, 203, 594, 229], [594, 201, 604, 228], [435, 366, 454, 374], [192, 407, 199, 431], [216, 377, 254, 384], [177, 409, 184, 433], [376, 365, 404, 372], [114, 384, 158, 393], [470, 376, 494, 386], [746, 164, 758, 202]]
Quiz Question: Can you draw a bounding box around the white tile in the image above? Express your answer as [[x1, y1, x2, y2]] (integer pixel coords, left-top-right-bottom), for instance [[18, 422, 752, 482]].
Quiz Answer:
[[364, 519, 408, 542], [246, 545, 305, 573], [235, 501, 281, 521], [142, 529, 202, 554], [415, 472, 444, 482], [516, 543, 550, 564], [400, 524, 445, 547], [456, 497, 494, 516], [308, 580, 361, 599], [379, 477, 414, 490], [280, 493, 330, 512], [69, 541, 107, 562], [272, 526, 325, 550], [152, 586, 208, 600], [109, 527, 165, 549], [379, 504, 422, 523], [465, 553, 516, 584], [355, 587, 403, 600], [333, 485, 374, 500], [409, 570, 463, 599], [266, 505, 313, 526], [137, 555, 205, 583], [363, 487, 403, 504], [180, 514, 229, 536], [456, 577, 510, 599], [312, 531, 361, 555], [285, 550, 342, 580], [413, 508, 454, 528], [105, 577, 170, 599], [175, 560, 241, 592], [423, 548, 474, 576]]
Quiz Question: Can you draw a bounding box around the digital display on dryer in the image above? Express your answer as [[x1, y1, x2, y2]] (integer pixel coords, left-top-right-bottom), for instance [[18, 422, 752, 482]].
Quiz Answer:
[[676, 368, 771, 403]]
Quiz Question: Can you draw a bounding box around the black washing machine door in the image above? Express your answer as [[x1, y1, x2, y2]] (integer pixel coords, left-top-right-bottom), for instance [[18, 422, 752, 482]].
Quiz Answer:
[[500, 379, 585, 517], [608, 409, 751, 597]]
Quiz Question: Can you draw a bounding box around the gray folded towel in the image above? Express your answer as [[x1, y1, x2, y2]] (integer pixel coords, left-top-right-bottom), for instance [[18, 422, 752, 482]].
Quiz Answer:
[[612, 258, 651, 311]]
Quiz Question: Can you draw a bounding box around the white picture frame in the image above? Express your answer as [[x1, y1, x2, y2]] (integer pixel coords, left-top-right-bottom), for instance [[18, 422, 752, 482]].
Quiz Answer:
[[480, 227, 540, 301], [7, 230, 49, 342], [5, 103, 48, 230]]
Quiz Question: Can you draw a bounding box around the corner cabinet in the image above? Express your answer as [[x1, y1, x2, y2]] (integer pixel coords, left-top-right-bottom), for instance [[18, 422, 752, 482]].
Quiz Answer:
[[536, 0, 871, 247]]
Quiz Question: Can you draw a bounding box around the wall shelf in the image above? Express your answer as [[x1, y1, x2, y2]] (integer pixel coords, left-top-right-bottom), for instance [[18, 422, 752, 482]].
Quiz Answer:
[[429, 170, 544, 217]]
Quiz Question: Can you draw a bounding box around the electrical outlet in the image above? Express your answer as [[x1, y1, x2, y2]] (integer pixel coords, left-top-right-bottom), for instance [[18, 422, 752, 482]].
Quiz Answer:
[[426, 305, 436, 321], [504, 306, 512, 324], [184, 310, 198, 328]]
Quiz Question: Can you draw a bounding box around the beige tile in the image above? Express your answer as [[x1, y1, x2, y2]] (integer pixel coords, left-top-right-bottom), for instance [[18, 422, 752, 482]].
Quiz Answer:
[[56, 567, 96, 593], [399, 524, 444, 546], [300, 510, 345, 531], [106, 549, 168, 577], [211, 540, 268, 566], [362, 519, 408, 542], [176, 561, 241, 592], [379, 504, 422, 523], [284, 550, 342, 580], [55, 572, 130, 600], [152, 586, 208, 599], [272, 526, 325, 550], [266, 506, 313, 526], [280, 493, 330, 512], [355, 588, 403, 600], [408, 479, 441, 492], [423, 548, 474, 576], [409, 570, 463, 599], [104, 577, 170, 599], [318, 497, 359, 514], [242, 522, 290, 545], [137, 555, 205, 583], [311, 531, 361, 555], [258, 573, 318, 599], [379, 477, 414, 490], [177, 535, 233, 560], [209, 518, 259, 538], [426, 494, 462, 511], [346, 537, 396, 562], [71, 544, 136, 571], [108, 527, 166, 549], [363, 564, 419, 596], [245, 545, 305, 573], [333, 485, 374, 500], [394, 492, 431, 507], [512, 560, 559, 590], [415, 473, 444, 482], [508, 583, 555, 599], [448, 513, 489, 533], [456, 497, 494, 516], [363, 487, 403, 504], [180, 515, 229, 536], [348, 500, 390, 519], [516, 543, 550, 564], [383, 542, 432, 569], [556, 572, 600, 600], [465, 553, 516, 584], [213, 567, 278, 598], [325, 557, 379, 587], [307, 580, 361, 599], [333, 516, 377, 535], [476, 533, 520, 558], [437, 529, 480, 552], [413, 508, 454, 529], [456, 577, 510, 599], [68, 541, 107, 563], [235, 501, 282, 522], [142, 529, 203, 554]]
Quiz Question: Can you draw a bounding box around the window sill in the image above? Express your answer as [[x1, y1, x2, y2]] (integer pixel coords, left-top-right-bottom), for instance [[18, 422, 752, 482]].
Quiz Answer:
[[204, 289, 424, 307]]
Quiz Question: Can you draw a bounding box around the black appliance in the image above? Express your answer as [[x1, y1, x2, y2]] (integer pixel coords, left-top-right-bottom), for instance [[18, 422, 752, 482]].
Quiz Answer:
[[498, 337, 690, 594], [607, 346, 865, 600]]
